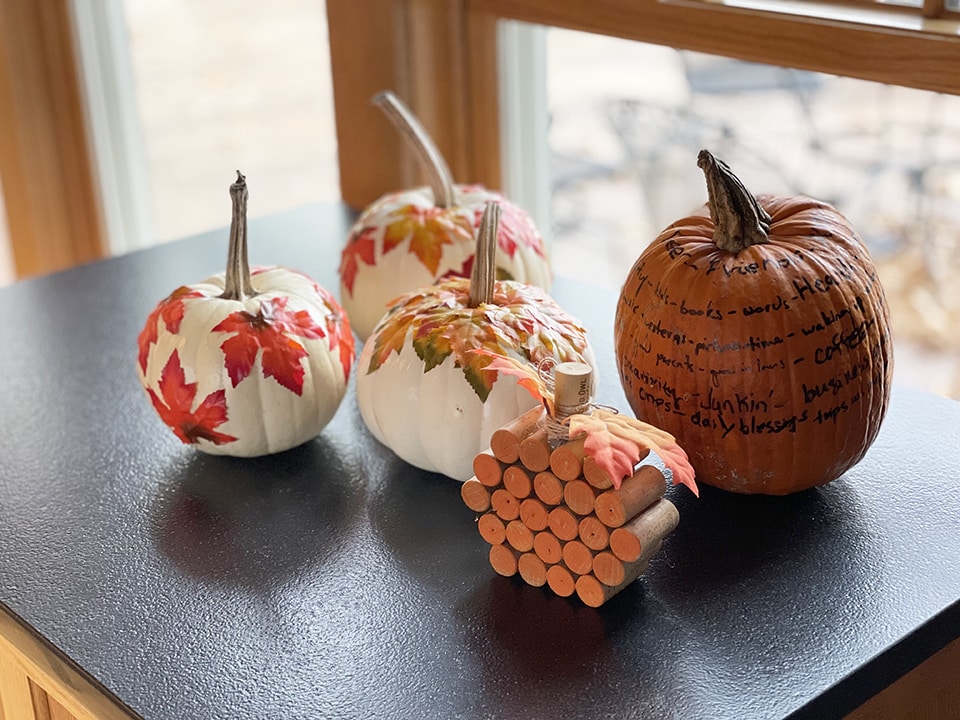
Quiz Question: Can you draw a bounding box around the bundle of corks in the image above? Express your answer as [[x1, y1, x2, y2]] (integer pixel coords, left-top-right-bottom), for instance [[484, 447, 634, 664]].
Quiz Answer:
[[461, 363, 680, 607]]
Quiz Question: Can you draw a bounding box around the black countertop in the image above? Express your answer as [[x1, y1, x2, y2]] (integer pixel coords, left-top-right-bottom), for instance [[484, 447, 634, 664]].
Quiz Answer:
[[1, 203, 959, 719]]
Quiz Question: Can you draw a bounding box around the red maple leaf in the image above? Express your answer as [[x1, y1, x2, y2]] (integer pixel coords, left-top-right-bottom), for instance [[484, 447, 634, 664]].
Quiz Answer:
[[438, 255, 474, 282], [315, 284, 355, 382], [213, 296, 328, 395], [340, 227, 377, 296], [138, 286, 203, 372], [147, 351, 238, 446]]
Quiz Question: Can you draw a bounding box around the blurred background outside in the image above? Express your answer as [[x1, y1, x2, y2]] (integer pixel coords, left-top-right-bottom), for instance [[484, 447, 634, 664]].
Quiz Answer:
[[1, 0, 958, 398]]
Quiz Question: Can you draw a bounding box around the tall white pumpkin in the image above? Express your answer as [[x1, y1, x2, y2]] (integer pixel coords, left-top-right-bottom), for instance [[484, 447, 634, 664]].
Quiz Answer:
[[339, 91, 551, 340]]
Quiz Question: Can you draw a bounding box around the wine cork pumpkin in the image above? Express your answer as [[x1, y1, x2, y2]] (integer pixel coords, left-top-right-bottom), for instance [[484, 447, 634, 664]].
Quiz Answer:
[[462, 363, 695, 607]]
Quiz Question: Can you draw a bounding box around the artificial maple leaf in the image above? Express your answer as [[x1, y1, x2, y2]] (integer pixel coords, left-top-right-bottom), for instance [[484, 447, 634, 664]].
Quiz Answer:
[[438, 255, 474, 282], [213, 296, 327, 395], [471, 348, 553, 414], [137, 286, 203, 372], [569, 409, 699, 496], [315, 284, 355, 381], [382, 205, 472, 275], [340, 227, 377, 296], [147, 351, 238, 446]]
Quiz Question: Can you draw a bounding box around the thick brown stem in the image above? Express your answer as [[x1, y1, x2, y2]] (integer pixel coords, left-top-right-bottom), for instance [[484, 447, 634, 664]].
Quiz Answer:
[[697, 149, 772, 253], [373, 91, 456, 208], [219, 171, 257, 301], [469, 201, 499, 307]]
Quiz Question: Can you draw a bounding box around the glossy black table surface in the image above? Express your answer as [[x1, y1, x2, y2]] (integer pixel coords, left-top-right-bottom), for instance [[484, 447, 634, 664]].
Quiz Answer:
[[2, 203, 959, 719]]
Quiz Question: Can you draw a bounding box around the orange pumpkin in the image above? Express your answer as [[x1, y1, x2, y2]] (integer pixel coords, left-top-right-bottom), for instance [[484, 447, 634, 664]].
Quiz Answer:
[[615, 150, 893, 495]]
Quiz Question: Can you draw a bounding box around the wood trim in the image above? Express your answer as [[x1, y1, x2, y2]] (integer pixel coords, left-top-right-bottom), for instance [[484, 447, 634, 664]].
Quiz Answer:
[[0, 0, 107, 280], [326, 0, 411, 210], [327, 0, 501, 209], [845, 636, 960, 718], [468, 0, 960, 96], [0, 649, 37, 720], [0, 605, 138, 720]]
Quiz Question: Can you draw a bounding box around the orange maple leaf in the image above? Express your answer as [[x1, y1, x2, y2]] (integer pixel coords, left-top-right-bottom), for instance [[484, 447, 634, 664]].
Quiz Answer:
[[339, 227, 377, 296], [569, 409, 698, 496], [382, 205, 472, 275]]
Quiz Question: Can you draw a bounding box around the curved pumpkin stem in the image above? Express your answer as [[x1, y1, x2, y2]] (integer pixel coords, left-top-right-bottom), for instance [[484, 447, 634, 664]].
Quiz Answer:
[[697, 149, 772, 253], [469, 202, 500, 308], [374, 91, 456, 209], [219, 171, 258, 301]]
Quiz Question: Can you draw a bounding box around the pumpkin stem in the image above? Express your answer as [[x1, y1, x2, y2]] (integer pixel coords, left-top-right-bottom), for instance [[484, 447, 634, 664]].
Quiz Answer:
[[697, 149, 772, 253], [374, 91, 456, 209], [219, 171, 258, 301], [469, 202, 499, 308]]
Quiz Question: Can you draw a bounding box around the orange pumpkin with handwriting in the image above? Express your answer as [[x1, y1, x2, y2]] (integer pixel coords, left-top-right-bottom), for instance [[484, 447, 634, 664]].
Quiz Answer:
[[614, 150, 893, 494]]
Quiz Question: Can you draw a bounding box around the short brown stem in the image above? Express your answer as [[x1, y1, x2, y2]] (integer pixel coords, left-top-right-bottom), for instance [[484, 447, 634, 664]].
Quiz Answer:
[[219, 171, 257, 301], [374, 91, 456, 209], [697, 149, 772, 253]]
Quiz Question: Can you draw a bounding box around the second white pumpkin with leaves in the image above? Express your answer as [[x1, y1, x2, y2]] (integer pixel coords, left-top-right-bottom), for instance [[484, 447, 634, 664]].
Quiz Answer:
[[339, 92, 551, 340], [356, 203, 595, 481]]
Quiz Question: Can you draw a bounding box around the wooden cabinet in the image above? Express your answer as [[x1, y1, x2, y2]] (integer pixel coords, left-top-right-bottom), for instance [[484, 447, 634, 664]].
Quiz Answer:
[[0, 609, 132, 720]]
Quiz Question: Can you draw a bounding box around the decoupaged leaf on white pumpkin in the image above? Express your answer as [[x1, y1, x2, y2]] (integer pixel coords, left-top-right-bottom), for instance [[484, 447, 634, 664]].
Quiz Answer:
[[147, 350, 237, 447]]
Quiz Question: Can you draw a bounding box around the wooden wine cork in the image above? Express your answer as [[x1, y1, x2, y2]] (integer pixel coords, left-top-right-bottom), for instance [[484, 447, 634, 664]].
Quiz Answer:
[[562, 539, 595, 576], [595, 464, 667, 528], [491, 488, 520, 521], [546, 564, 577, 597], [503, 465, 533, 499], [490, 405, 544, 463], [575, 559, 649, 608], [519, 498, 549, 531], [553, 361, 593, 416], [533, 531, 563, 565], [519, 428, 552, 472], [473, 450, 507, 488], [610, 498, 680, 563], [533, 471, 564, 506], [563, 479, 597, 516], [577, 515, 610, 551], [505, 519, 535, 552], [592, 551, 627, 586], [594, 545, 661, 586], [550, 437, 586, 482], [489, 543, 519, 577], [518, 552, 548, 587], [547, 506, 579, 541], [478, 512, 506, 545], [460, 478, 491, 513]]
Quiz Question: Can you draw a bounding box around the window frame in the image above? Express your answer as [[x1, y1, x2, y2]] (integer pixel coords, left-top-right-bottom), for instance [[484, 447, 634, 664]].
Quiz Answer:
[[328, 0, 960, 210]]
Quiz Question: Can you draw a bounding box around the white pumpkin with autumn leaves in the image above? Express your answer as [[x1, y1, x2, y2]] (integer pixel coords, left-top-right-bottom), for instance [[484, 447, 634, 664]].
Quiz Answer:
[[356, 203, 595, 482], [137, 173, 355, 457], [339, 92, 551, 340]]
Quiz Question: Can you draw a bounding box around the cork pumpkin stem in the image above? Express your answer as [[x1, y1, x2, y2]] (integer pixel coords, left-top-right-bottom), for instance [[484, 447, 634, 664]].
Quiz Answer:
[[697, 149, 772, 254], [374, 91, 456, 209], [469, 202, 500, 308], [219, 171, 258, 301]]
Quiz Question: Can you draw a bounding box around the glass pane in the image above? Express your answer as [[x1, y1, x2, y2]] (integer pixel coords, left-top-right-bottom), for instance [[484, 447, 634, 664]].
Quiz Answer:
[[546, 29, 960, 398], [124, 0, 339, 242]]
